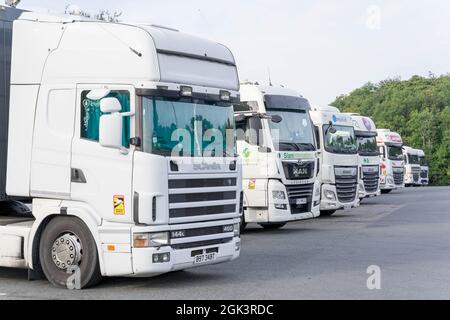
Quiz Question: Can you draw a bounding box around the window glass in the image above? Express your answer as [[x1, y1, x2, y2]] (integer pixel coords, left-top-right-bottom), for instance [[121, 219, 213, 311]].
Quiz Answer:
[[81, 90, 130, 148], [322, 125, 358, 155], [142, 96, 235, 157], [267, 109, 315, 151]]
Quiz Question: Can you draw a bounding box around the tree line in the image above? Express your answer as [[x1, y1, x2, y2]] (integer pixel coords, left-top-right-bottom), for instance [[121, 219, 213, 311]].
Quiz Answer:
[[331, 74, 450, 186]]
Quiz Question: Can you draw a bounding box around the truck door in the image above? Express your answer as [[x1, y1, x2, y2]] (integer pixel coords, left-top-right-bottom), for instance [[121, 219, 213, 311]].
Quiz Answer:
[[71, 85, 135, 223], [236, 116, 269, 208]]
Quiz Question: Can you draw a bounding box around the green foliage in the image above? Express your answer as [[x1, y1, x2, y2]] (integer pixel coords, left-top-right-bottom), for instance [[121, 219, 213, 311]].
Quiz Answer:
[[331, 75, 450, 186]]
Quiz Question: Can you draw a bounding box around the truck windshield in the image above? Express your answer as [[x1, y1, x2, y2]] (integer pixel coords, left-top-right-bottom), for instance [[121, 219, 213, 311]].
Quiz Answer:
[[419, 156, 428, 166], [387, 146, 403, 161], [142, 96, 235, 157], [408, 154, 420, 165], [356, 136, 378, 156], [266, 109, 316, 151], [322, 125, 357, 155]]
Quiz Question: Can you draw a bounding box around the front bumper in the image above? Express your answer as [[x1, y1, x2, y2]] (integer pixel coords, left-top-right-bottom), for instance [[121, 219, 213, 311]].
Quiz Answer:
[[380, 175, 396, 190], [320, 183, 359, 211], [131, 237, 241, 277]]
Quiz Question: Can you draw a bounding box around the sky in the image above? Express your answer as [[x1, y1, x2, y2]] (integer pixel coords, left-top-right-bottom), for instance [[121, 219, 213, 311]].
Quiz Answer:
[[15, 0, 450, 106]]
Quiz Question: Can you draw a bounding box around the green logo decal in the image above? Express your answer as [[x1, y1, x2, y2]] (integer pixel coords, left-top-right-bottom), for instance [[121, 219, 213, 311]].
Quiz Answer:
[[243, 148, 251, 159]]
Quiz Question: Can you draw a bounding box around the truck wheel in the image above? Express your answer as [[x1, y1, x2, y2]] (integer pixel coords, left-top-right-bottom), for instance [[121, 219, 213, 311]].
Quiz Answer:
[[39, 216, 102, 289], [320, 210, 336, 217], [259, 223, 286, 230], [381, 189, 392, 194]]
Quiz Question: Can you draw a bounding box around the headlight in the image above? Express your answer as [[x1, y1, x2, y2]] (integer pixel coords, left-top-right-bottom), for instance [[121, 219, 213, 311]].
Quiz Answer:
[[133, 232, 169, 248], [272, 191, 286, 200], [324, 190, 336, 201], [233, 223, 240, 237], [315, 186, 320, 197]]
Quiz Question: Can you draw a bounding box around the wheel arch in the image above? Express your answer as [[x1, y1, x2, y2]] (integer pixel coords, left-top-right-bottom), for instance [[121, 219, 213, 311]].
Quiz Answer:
[[28, 201, 106, 276]]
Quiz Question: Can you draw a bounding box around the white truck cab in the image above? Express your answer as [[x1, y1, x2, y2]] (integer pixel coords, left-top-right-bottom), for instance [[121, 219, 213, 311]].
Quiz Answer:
[[347, 114, 381, 199], [0, 8, 242, 288], [376, 129, 405, 193], [234, 83, 320, 230], [417, 149, 429, 186], [403, 146, 421, 186], [310, 106, 360, 216]]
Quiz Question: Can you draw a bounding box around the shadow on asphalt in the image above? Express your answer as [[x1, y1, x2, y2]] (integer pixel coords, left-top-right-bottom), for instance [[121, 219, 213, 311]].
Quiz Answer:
[[98, 269, 230, 290]]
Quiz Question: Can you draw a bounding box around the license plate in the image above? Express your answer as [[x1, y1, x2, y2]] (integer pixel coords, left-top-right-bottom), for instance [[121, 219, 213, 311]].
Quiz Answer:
[[296, 198, 307, 205], [194, 253, 217, 265], [343, 204, 352, 210]]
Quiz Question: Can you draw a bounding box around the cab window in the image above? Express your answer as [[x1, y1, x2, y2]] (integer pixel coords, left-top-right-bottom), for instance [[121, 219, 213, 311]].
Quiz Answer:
[[80, 90, 130, 148]]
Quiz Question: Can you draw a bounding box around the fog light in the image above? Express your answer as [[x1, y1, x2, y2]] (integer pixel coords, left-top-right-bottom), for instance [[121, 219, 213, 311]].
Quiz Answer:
[[324, 190, 336, 201], [235, 240, 241, 252], [153, 252, 170, 264], [275, 204, 288, 210], [272, 191, 286, 200]]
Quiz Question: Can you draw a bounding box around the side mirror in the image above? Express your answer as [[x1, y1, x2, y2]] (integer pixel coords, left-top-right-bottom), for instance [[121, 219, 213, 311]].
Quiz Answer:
[[100, 97, 122, 113], [234, 114, 247, 123], [258, 146, 272, 153], [100, 114, 123, 150], [270, 115, 283, 123], [328, 121, 337, 134], [99, 97, 123, 150]]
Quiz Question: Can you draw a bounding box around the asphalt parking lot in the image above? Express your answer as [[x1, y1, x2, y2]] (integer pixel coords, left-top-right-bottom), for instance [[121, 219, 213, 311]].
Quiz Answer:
[[0, 186, 449, 300]]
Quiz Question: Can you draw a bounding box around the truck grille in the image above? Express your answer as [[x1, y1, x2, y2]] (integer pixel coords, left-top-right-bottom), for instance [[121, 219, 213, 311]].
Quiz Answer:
[[282, 161, 315, 180], [362, 166, 379, 193], [335, 167, 358, 203], [394, 168, 405, 186], [168, 176, 239, 221], [412, 167, 420, 183], [285, 184, 314, 214]]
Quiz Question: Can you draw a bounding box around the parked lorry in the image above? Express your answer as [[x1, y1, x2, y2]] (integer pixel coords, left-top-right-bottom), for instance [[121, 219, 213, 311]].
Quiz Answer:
[[0, 7, 242, 289], [310, 106, 359, 216], [403, 146, 421, 187], [347, 114, 380, 199], [234, 83, 320, 230], [417, 149, 429, 186], [376, 129, 405, 193]]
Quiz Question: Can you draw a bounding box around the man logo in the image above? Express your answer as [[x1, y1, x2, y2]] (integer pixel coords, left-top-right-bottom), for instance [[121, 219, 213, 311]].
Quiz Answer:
[[367, 265, 381, 290]]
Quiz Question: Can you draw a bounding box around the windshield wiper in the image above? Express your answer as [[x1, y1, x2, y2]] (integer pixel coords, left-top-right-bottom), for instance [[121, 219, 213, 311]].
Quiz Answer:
[[296, 143, 316, 151]]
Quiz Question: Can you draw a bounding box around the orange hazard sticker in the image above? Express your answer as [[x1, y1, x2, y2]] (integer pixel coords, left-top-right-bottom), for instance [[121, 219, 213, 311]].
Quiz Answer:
[[113, 195, 125, 215]]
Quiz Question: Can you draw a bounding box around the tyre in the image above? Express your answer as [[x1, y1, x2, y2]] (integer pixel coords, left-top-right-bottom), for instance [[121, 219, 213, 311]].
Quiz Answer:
[[381, 189, 393, 194], [39, 216, 102, 289], [259, 223, 287, 230], [320, 210, 336, 217]]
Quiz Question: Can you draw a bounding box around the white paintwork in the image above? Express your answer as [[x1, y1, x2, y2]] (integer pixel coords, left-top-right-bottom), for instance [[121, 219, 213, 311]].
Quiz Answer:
[[376, 129, 405, 190], [1, 11, 241, 280], [310, 107, 360, 212], [346, 114, 381, 199], [237, 84, 320, 225], [403, 146, 421, 186], [417, 149, 429, 185]]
